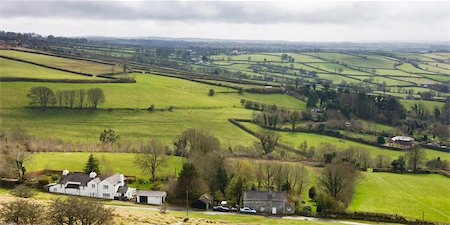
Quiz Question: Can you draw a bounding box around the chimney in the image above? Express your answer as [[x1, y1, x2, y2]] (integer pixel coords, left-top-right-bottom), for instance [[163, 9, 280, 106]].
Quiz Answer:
[[89, 172, 97, 178], [120, 174, 125, 186], [62, 170, 69, 176]]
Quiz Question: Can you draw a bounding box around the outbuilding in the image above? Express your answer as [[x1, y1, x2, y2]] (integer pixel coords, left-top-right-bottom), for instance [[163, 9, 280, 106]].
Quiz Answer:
[[191, 193, 213, 210], [136, 190, 167, 205]]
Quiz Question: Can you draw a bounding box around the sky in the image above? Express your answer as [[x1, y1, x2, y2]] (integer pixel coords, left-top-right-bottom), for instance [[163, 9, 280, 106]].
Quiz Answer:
[[0, 0, 448, 42]]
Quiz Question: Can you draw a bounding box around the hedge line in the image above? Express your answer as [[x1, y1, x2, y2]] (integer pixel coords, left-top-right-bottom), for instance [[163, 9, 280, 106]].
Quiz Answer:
[[10, 48, 116, 66], [0, 55, 94, 77], [0, 77, 135, 83]]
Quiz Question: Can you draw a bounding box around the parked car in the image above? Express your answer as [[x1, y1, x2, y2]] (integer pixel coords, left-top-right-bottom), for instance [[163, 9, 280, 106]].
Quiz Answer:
[[239, 207, 256, 214], [229, 206, 238, 212], [213, 205, 230, 212]]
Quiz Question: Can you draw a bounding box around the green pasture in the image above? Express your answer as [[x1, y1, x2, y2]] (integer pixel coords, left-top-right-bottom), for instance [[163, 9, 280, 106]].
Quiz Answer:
[[400, 100, 445, 112], [316, 73, 360, 84], [240, 122, 450, 160], [210, 53, 281, 62], [270, 53, 326, 63], [0, 73, 305, 110], [396, 63, 435, 74], [0, 50, 121, 75], [27, 152, 184, 179], [351, 76, 413, 86], [305, 62, 371, 75], [349, 172, 450, 223], [307, 52, 397, 69], [374, 69, 415, 77], [0, 58, 105, 80]]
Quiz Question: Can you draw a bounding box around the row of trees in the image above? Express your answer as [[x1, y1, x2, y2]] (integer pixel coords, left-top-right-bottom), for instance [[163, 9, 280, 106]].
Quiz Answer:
[[27, 86, 105, 111], [0, 197, 113, 225]]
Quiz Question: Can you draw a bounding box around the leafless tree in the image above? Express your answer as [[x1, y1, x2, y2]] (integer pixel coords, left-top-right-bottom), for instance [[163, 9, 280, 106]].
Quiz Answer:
[[406, 147, 426, 172], [319, 162, 356, 206], [26, 86, 55, 111], [135, 138, 167, 181], [257, 129, 281, 155]]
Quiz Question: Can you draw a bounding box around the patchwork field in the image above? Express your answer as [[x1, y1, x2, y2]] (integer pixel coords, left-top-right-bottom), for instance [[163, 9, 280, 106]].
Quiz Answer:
[[0, 50, 121, 75], [349, 172, 450, 223], [0, 58, 105, 80], [240, 122, 450, 161]]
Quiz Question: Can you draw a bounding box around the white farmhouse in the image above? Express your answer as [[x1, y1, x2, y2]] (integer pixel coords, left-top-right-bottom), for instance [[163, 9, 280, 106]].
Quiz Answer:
[[136, 190, 167, 205], [48, 170, 136, 200]]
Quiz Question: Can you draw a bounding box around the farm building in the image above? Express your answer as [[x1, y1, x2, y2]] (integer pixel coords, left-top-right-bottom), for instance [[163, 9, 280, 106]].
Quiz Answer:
[[391, 136, 414, 146], [243, 190, 295, 215], [48, 170, 135, 200], [136, 190, 167, 205], [191, 193, 213, 210]]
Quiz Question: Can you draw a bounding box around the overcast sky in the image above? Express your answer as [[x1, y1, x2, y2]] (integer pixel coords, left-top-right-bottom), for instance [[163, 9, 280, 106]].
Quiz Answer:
[[0, 0, 448, 42]]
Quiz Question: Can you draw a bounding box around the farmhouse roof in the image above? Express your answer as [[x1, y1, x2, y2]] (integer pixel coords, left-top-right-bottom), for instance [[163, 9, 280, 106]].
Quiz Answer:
[[58, 173, 122, 187], [117, 186, 129, 194], [243, 190, 286, 202], [391, 136, 414, 142], [136, 190, 167, 197]]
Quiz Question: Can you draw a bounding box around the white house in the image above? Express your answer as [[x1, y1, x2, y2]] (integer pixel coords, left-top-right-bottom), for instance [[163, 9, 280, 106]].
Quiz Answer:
[[48, 170, 136, 200], [136, 190, 167, 205]]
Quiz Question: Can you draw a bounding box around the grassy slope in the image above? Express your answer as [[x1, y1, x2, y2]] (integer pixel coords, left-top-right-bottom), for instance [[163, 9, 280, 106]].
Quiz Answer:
[[27, 152, 184, 179], [0, 58, 105, 80], [349, 172, 450, 223], [0, 73, 305, 110], [241, 122, 450, 160], [0, 73, 306, 146], [400, 100, 445, 112], [0, 50, 121, 75]]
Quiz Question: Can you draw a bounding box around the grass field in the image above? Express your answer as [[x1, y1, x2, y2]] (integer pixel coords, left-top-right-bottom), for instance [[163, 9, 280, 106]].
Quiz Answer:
[[304, 62, 371, 75], [307, 52, 397, 69], [0, 58, 105, 80], [241, 122, 450, 160], [349, 172, 450, 223], [400, 100, 445, 112], [0, 73, 306, 110], [27, 152, 184, 179], [0, 50, 121, 75]]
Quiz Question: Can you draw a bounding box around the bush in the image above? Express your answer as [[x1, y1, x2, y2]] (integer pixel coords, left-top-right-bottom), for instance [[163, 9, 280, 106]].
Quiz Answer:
[[377, 136, 385, 144], [37, 176, 50, 188], [208, 89, 215, 96], [10, 185, 36, 198], [0, 199, 45, 225], [308, 186, 316, 200], [51, 174, 60, 182]]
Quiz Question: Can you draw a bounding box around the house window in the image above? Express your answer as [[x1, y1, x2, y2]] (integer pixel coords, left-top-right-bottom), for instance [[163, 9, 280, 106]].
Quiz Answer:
[[103, 193, 110, 198], [91, 184, 95, 188], [52, 188, 57, 192], [103, 185, 108, 189]]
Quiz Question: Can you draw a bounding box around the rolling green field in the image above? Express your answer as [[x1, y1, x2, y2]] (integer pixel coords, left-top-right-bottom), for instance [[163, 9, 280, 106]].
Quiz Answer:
[[241, 122, 450, 161], [0, 50, 121, 75], [0, 58, 106, 80], [27, 152, 184, 179], [349, 172, 450, 223], [0, 73, 306, 146], [0, 73, 305, 109]]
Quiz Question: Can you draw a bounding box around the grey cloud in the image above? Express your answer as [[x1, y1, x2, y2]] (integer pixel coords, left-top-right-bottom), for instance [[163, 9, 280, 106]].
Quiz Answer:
[[0, 1, 447, 25]]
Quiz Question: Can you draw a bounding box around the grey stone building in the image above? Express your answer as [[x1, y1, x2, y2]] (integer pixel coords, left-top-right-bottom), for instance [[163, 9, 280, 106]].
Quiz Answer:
[[243, 190, 295, 215]]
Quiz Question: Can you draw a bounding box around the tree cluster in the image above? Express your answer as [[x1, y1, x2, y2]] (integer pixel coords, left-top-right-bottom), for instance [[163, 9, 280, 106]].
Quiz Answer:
[[0, 197, 114, 225], [27, 86, 105, 110]]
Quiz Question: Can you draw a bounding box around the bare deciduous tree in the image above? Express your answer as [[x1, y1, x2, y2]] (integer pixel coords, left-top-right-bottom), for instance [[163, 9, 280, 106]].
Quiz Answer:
[[257, 129, 281, 155], [135, 138, 167, 181], [87, 88, 105, 109], [319, 162, 356, 206], [26, 86, 56, 111]]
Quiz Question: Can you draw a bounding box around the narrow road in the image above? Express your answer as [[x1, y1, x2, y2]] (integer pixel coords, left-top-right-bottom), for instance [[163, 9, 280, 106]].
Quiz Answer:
[[107, 204, 375, 225]]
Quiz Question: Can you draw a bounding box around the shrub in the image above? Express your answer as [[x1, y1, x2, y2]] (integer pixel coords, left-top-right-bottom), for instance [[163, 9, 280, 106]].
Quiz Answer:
[[377, 136, 385, 144], [51, 174, 60, 182], [36, 176, 50, 188], [0, 199, 45, 225], [10, 185, 36, 198], [308, 186, 316, 200], [208, 89, 215, 96]]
